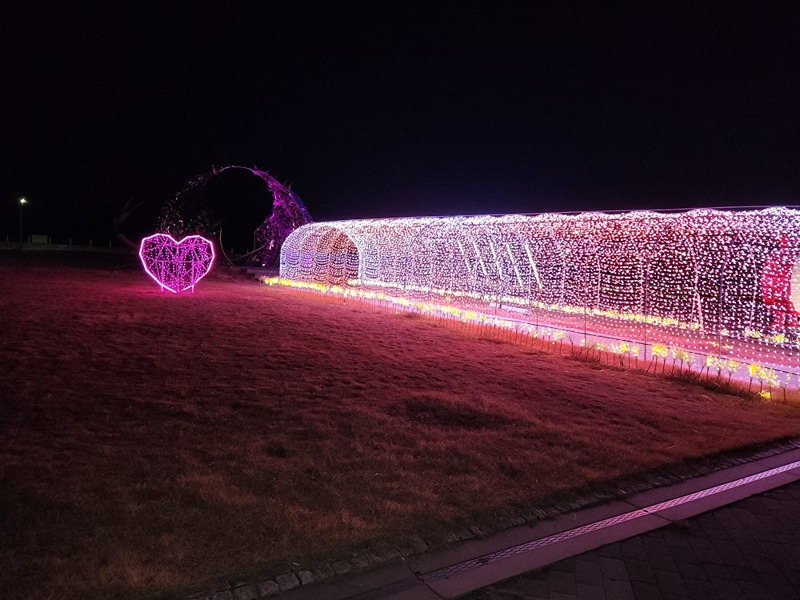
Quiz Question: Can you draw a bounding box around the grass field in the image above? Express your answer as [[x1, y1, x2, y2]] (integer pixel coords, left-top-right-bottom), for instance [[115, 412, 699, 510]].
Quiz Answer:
[[3, 250, 800, 599]]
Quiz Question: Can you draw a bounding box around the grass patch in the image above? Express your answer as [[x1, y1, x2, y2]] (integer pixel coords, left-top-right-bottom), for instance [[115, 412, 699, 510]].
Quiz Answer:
[[2, 252, 800, 599]]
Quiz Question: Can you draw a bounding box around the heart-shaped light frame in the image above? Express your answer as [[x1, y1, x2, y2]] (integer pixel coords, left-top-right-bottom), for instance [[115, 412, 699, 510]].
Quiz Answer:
[[139, 233, 215, 293]]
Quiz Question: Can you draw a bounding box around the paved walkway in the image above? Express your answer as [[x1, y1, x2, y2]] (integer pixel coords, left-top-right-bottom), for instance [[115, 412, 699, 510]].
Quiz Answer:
[[464, 480, 800, 600]]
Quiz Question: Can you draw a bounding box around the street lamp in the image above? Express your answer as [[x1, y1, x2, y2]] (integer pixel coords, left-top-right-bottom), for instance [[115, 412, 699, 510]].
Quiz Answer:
[[19, 197, 27, 243]]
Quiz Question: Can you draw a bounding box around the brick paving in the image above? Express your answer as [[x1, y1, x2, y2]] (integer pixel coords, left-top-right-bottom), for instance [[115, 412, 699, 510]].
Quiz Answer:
[[464, 481, 800, 600]]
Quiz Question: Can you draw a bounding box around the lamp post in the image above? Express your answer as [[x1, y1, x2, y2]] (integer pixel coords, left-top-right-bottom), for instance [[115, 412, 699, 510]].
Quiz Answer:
[[19, 197, 27, 243]]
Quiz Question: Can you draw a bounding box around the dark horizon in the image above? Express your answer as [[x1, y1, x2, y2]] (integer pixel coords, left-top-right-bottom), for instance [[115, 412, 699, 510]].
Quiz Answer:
[[2, 2, 798, 243]]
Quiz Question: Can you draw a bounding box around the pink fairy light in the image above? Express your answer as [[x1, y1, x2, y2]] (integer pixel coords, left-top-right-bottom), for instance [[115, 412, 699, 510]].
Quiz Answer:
[[139, 233, 215, 293]]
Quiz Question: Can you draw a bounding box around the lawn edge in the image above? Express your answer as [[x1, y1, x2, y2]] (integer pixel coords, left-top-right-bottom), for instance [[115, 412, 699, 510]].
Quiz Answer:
[[177, 434, 800, 600]]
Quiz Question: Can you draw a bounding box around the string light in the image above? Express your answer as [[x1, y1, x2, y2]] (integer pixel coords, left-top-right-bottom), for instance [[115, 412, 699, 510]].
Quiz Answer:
[[276, 208, 800, 390], [139, 233, 215, 293]]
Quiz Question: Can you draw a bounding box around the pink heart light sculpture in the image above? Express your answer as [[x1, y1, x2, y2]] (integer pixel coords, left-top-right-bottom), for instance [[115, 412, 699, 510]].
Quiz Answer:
[[139, 233, 216, 293]]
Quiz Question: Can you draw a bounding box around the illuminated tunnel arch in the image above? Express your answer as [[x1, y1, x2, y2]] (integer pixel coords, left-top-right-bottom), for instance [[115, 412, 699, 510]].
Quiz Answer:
[[281, 223, 360, 284], [280, 208, 800, 339]]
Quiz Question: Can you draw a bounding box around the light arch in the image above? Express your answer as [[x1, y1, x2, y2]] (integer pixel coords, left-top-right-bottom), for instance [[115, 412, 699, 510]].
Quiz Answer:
[[281, 223, 360, 285]]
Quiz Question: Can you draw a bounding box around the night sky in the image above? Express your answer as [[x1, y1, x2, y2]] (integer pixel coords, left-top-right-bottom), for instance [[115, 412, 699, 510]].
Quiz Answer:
[[2, 2, 799, 243]]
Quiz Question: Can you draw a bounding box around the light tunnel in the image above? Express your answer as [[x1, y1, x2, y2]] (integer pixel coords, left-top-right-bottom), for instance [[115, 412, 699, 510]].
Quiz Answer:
[[280, 208, 800, 382]]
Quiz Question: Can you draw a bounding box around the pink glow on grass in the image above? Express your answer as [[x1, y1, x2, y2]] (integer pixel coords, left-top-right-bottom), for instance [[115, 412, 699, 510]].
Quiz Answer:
[[139, 233, 215, 293]]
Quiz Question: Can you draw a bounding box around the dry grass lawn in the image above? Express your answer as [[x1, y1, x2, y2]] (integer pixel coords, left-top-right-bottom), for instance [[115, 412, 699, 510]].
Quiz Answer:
[[2, 251, 800, 599]]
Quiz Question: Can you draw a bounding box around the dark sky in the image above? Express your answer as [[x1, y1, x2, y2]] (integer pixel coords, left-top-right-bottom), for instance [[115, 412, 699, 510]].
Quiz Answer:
[[1, 2, 799, 242]]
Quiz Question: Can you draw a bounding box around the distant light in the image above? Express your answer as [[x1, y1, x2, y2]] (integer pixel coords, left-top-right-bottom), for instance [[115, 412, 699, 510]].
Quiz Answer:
[[19, 197, 27, 205]]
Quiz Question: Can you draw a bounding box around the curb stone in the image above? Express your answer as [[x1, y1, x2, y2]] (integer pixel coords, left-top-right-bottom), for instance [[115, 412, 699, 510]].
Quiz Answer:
[[233, 584, 259, 600], [332, 561, 352, 575], [275, 572, 299, 592], [297, 570, 314, 586], [256, 580, 280, 597], [349, 554, 371, 570], [371, 541, 402, 561], [456, 527, 475, 540], [397, 536, 428, 556], [311, 562, 335, 581]]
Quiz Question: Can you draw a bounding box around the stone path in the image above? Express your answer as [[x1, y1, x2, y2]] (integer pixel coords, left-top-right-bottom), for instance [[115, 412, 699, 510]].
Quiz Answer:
[[464, 480, 800, 600]]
